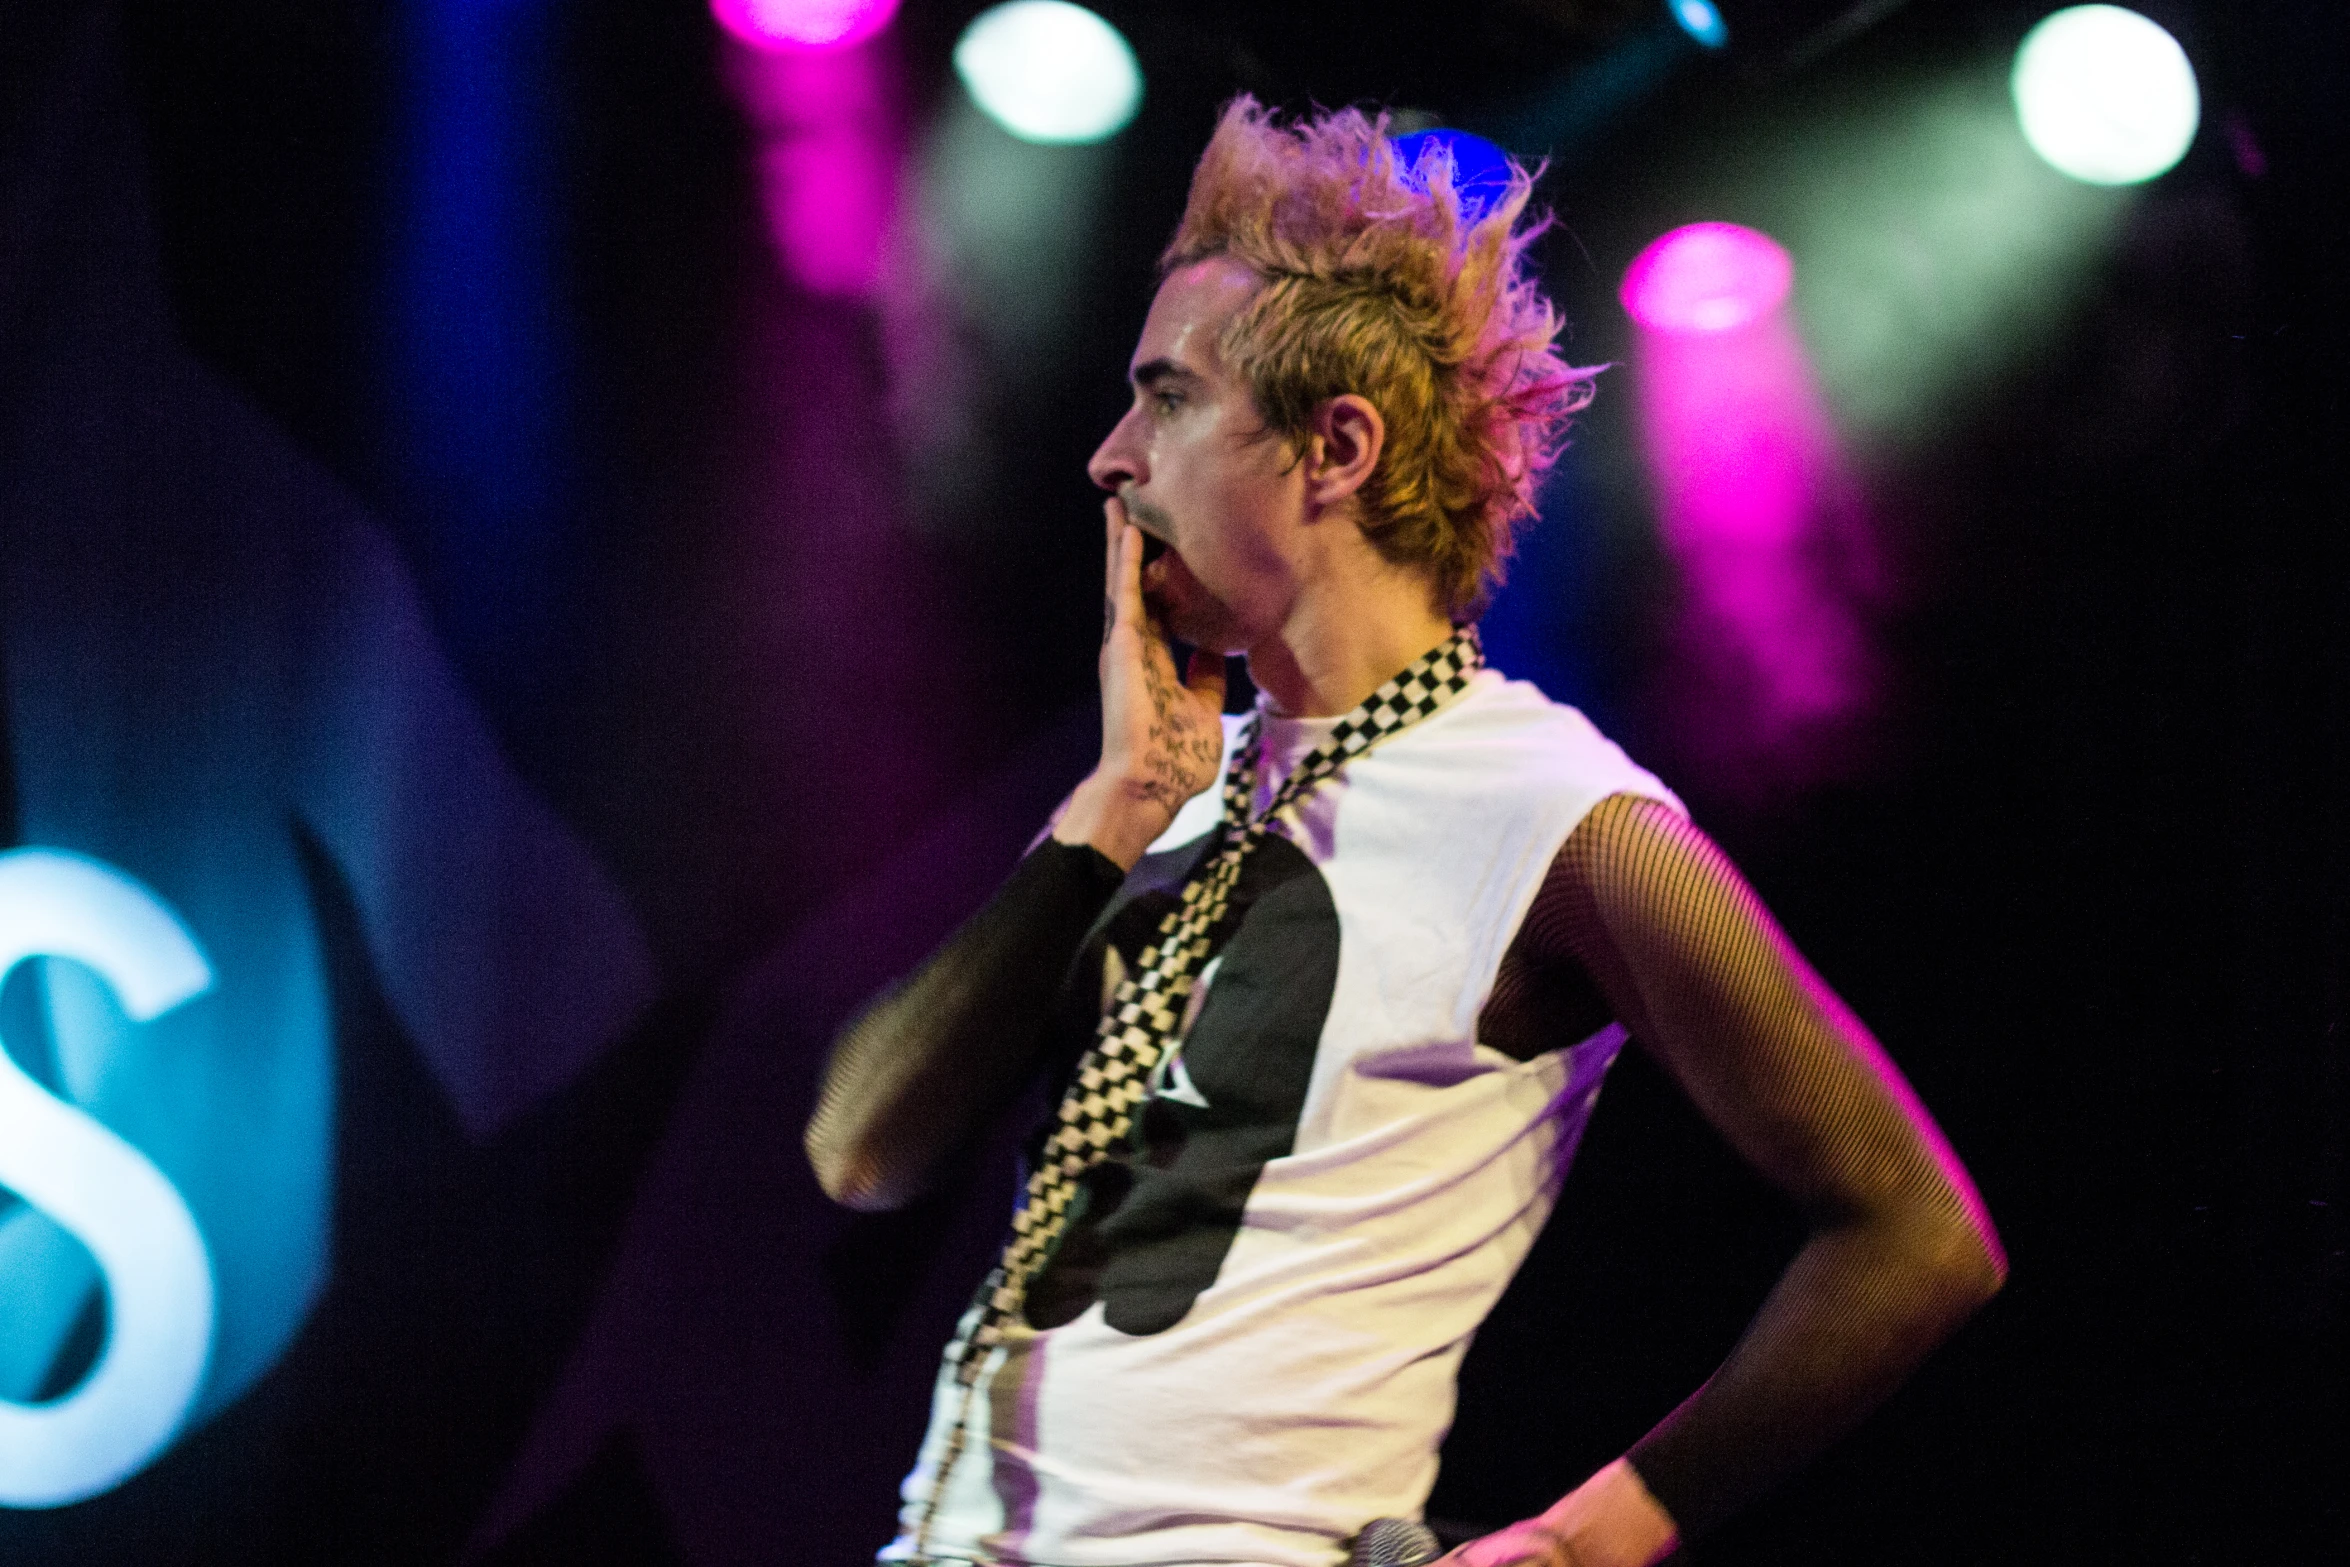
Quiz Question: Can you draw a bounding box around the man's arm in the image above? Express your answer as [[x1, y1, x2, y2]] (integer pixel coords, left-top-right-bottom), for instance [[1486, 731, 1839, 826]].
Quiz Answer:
[[1445, 793, 2006, 1566], [805, 503, 1227, 1209], [805, 839, 1128, 1210]]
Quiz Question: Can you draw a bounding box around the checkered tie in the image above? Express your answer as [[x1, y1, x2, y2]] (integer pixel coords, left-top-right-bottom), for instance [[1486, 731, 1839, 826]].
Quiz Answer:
[[911, 628, 1484, 1547], [919, 628, 1482, 1471]]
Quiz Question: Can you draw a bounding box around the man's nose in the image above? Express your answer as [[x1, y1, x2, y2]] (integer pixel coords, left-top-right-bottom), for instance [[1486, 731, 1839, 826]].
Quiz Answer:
[[1087, 411, 1143, 493]]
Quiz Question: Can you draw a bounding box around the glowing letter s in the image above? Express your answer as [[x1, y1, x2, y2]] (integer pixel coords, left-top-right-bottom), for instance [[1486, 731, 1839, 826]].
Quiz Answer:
[[0, 849, 216, 1508]]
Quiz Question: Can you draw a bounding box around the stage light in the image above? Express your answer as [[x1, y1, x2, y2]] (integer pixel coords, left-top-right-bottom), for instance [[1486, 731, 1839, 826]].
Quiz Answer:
[[710, 0, 899, 53], [724, 33, 898, 299], [1621, 222, 1793, 336], [2012, 6, 2199, 185], [1390, 128, 1517, 221], [954, 2, 1141, 145], [1669, 0, 1730, 50], [1624, 230, 1879, 784]]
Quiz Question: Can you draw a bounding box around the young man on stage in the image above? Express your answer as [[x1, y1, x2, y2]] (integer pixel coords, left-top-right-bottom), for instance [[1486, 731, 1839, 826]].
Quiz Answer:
[[808, 98, 2004, 1567]]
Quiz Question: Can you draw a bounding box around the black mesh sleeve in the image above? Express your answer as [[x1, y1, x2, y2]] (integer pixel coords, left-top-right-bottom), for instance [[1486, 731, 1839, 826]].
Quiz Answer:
[[805, 839, 1126, 1212], [1508, 793, 2007, 1541]]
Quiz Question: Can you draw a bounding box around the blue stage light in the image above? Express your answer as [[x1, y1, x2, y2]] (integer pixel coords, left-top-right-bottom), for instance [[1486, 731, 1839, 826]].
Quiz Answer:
[[1669, 0, 1729, 50], [1389, 128, 1517, 222]]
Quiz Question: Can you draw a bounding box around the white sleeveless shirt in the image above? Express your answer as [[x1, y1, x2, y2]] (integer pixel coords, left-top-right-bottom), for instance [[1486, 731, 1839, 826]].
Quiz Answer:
[[884, 670, 1679, 1567]]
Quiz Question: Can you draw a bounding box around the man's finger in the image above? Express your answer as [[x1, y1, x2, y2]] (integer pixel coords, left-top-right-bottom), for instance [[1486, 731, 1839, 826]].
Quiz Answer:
[[1102, 498, 1126, 633], [1105, 498, 1153, 631]]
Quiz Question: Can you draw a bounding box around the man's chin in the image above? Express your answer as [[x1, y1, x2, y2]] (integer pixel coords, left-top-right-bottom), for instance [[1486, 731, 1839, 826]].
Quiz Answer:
[[1143, 550, 1248, 654], [1144, 589, 1241, 657]]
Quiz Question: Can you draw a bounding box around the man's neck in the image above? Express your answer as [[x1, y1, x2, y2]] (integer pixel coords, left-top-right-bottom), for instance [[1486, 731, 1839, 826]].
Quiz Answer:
[[1245, 578, 1457, 719]]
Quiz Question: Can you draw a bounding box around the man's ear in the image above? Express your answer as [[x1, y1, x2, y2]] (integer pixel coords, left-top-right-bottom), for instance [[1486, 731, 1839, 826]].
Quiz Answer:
[[1303, 394, 1384, 513]]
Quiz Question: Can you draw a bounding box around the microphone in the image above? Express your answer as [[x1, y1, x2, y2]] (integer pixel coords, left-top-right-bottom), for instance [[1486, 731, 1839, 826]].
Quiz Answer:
[[1348, 1517, 1443, 1567]]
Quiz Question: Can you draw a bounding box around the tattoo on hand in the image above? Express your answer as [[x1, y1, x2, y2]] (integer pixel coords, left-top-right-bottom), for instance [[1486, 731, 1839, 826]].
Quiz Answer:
[[1135, 649, 1223, 814]]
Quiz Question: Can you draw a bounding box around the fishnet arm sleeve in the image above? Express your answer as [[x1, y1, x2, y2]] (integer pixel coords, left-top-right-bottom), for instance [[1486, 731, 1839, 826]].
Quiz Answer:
[[804, 840, 1125, 1213], [1538, 793, 2007, 1540]]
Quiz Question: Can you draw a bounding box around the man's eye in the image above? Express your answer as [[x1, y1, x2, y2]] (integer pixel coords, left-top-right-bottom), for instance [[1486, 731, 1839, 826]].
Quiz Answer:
[[1154, 390, 1183, 413]]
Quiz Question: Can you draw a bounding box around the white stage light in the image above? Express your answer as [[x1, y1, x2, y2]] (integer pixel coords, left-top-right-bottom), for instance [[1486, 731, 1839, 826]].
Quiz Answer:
[[2013, 6, 2199, 185], [954, 2, 1142, 145]]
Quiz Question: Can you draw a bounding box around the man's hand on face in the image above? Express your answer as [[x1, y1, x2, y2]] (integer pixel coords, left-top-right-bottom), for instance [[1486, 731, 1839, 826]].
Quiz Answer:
[[1052, 498, 1229, 870]]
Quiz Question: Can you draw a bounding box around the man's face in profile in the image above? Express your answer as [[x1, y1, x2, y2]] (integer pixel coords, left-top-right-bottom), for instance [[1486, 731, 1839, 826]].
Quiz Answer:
[[1086, 257, 1310, 656]]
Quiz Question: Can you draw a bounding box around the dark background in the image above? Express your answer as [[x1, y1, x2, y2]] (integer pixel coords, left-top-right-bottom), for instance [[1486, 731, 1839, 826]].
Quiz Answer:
[[0, 0, 2343, 1560]]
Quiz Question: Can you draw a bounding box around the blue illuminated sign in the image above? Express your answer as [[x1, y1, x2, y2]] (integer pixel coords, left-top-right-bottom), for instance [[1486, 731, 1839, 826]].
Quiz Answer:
[[0, 851, 216, 1508], [0, 7, 667, 1509]]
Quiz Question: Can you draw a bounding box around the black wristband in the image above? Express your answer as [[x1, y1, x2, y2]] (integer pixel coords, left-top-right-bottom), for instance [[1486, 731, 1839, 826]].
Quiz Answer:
[[1026, 836, 1129, 902]]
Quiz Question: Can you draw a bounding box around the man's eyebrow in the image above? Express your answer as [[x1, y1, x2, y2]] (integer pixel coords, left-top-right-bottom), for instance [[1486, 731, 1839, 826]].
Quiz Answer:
[[1130, 358, 1201, 390]]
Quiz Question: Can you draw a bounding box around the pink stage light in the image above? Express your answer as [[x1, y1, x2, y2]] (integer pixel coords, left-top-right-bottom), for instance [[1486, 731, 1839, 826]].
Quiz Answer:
[[1624, 222, 1885, 790], [710, 0, 899, 53], [723, 27, 899, 299], [1620, 222, 1794, 336]]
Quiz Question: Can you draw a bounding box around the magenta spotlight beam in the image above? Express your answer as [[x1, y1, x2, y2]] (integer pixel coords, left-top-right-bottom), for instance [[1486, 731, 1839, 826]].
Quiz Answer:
[[723, 27, 899, 299], [711, 0, 899, 54], [1623, 223, 1884, 790]]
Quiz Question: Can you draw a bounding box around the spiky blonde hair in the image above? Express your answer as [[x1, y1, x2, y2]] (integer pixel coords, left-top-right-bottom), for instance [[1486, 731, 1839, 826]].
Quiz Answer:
[[1161, 96, 1597, 619]]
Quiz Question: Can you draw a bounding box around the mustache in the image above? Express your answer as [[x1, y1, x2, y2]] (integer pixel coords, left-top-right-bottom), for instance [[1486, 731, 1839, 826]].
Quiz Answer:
[[1117, 489, 1177, 545]]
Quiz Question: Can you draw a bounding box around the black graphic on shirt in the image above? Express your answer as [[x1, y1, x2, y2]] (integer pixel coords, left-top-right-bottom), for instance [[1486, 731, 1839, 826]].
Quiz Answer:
[[1024, 830, 1338, 1336]]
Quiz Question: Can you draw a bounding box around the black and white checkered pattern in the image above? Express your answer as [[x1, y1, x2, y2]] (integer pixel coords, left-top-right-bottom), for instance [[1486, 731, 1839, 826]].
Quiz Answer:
[[957, 625, 1481, 1370], [912, 627, 1482, 1546]]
